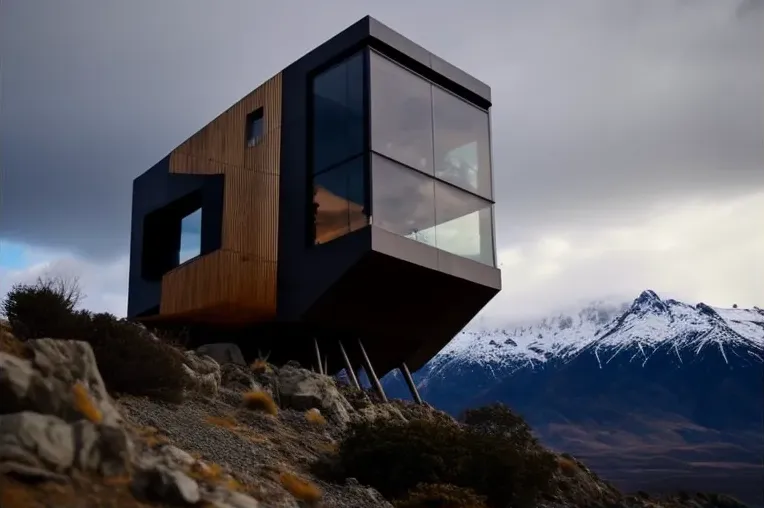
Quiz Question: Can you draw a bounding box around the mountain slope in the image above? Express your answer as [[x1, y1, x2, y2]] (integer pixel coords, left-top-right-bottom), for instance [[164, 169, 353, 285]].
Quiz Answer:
[[383, 291, 764, 506]]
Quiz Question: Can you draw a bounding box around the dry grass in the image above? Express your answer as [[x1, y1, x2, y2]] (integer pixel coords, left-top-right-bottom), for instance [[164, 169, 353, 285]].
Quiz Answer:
[[72, 381, 103, 424], [0, 328, 28, 358], [279, 471, 323, 504], [305, 408, 327, 426], [242, 390, 278, 416], [250, 358, 271, 374], [557, 456, 579, 477], [205, 415, 242, 431]]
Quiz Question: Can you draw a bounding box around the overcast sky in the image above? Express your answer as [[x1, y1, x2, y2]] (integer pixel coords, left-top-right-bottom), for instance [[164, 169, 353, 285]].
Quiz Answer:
[[1, 0, 762, 324]]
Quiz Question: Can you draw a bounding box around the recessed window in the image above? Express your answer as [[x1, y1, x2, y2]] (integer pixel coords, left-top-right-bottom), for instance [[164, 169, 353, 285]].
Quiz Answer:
[[179, 208, 202, 264], [246, 108, 264, 147]]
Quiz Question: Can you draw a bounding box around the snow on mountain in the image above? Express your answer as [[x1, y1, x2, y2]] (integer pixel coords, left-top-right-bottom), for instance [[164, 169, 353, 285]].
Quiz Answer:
[[422, 290, 764, 375]]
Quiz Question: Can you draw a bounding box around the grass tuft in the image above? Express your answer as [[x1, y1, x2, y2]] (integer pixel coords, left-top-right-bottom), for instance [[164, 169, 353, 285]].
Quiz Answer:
[[279, 471, 322, 504], [242, 390, 278, 416]]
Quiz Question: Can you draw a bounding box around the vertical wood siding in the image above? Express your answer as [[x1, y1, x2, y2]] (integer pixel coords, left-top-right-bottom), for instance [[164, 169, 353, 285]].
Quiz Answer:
[[160, 73, 282, 321]]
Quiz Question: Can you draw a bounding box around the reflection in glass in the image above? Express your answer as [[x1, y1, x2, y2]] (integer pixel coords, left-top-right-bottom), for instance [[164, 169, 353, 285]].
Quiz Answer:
[[179, 208, 202, 264], [434, 181, 494, 266], [371, 155, 496, 266], [312, 51, 365, 174], [370, 52, 434, 175], [371, 155, 436, 247], [313, 157, 368, 245], [432, 86, 492, 199]]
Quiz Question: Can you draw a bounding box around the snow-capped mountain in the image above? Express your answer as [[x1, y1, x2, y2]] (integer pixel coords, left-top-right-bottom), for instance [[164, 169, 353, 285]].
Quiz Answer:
[[420, 290, 763, 377], [382, 291, 764, 506]]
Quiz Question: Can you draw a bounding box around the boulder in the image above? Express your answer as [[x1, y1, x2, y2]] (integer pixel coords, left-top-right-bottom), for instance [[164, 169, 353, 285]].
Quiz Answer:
[[277, 365, 353, 428], [182, 351, 222, 397], [0, 339, 123, 427], [196, 343, 247, 367]]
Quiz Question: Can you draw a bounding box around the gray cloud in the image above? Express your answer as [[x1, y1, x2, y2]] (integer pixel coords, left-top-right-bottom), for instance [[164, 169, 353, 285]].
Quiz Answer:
[[1, 0, 762, 262]]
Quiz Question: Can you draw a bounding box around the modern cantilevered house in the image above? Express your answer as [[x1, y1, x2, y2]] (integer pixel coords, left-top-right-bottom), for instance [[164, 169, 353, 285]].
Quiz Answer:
[[127, 16, 501, 400]]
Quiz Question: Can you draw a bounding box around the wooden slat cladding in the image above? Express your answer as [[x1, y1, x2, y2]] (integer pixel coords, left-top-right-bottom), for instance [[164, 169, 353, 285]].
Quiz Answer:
[[222, 167, 279, 260], [160, 249, 277, 320], [169, 73, 282, 175], [159, 73, 283, 321]]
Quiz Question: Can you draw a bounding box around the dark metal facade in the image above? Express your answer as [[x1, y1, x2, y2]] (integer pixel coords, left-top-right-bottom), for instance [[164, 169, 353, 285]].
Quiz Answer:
[[127, 16, 501, 378]]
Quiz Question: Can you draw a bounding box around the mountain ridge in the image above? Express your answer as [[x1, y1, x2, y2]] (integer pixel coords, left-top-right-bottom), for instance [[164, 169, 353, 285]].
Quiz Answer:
[[381, 290, 764, 506]]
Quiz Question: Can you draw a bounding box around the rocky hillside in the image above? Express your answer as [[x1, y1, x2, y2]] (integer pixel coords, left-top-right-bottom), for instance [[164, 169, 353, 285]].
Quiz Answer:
[[383, 291, 764, 506], [0, 278, 755, 507], [0, 324, 751, 507]]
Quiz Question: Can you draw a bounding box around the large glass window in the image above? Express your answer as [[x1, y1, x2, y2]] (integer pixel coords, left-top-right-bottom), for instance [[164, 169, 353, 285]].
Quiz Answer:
[[370, 52, 434, 176], [372, 155, 495, 266], [313, 156, 368, 245], [432, 86, 492, 199], [371, 155, 436, 247], [312, 51, 365, 174], [434, 181, 494, 266], [178, 208, 202, 264]]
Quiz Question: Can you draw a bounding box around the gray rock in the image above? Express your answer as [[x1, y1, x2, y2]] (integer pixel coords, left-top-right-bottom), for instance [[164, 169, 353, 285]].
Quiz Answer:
[[196, 343, 247, 367], [132, 465, 201, 504], [0, 412, 75, 472], [162, 444, 196, 468], [277, 365, 353, 429], [0, 340, 124, 428], [220, 363, 261, 393], [183, 351, 222, 397], [0, 461, 69, 483], [71, 420, 133, 477], [202, 487, 262, 508]]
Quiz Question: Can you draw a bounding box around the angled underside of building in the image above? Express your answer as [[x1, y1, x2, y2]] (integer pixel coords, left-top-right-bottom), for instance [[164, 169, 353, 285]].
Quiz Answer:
[[127, 16, 502, 381]]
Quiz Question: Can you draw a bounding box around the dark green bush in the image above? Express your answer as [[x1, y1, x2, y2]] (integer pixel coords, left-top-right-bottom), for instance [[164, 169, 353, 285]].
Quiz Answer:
[[461, 403, 539, 449], [82, 312, 190, 401], [1, 277, 189, 401], [394, 483, 488, 508], [2, 276, 83, 340], [335, 413, 557, 508]]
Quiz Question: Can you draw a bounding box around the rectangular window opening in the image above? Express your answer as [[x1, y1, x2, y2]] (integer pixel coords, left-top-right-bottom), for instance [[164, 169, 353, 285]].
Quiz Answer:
[[246, 107, 264, 147]]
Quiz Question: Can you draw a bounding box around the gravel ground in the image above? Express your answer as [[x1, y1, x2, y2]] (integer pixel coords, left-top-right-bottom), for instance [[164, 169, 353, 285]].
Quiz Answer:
[[116, 390, 392, 508]]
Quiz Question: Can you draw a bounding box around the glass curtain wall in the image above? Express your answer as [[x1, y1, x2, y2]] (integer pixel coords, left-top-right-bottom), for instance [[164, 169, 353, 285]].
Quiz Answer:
[[369, 51, 495, 266]]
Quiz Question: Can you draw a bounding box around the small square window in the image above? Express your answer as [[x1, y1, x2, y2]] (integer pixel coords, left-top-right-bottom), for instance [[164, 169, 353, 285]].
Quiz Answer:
[[246, 107, 264, 147]]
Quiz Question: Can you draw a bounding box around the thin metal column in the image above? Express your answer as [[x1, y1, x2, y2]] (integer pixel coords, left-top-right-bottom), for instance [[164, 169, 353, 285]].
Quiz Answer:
[[400, 362, 423, 405], [358, 338, 387, 402], [338, 340, 361, 390], [313, 337, 324, 375]]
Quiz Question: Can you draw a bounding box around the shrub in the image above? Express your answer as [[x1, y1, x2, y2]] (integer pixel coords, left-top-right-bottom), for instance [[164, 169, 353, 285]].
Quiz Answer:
[[81, 312, 189, 401], [279, 471, 322, 504], [335, 411, 557, 508], [1, 276, 82, 340], [461, 403, 539, 448], [394, 483, 488, 508], [242, 390, 278, 416]]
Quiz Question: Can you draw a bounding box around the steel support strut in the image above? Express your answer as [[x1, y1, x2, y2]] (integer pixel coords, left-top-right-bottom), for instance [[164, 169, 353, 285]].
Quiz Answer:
[[338, 340, 361, 390], [313, 337, 324, 375], [400, 362, 423, 404], [358, 338, 387, 402]]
